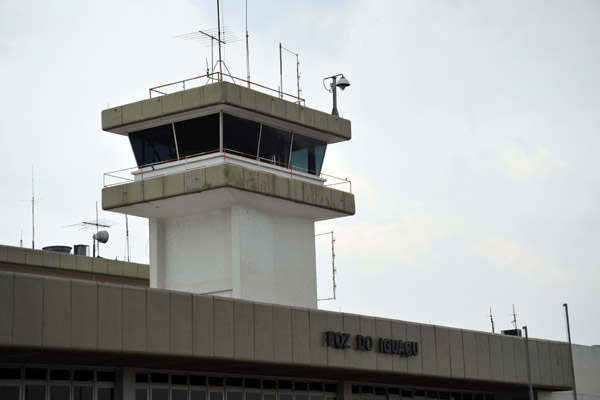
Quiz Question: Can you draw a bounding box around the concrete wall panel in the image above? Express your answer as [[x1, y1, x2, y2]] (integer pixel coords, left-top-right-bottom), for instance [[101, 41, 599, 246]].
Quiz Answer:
[[170, 292, 192, 356], [192, 294, 214, 357], [58, 254, 77, 271], [476, 333, 492, 380], [549, 341, 564, 386], [107, 260, 124, 277], [13, 275, 44, 347], [42, 278, 71, 348], [343, 314, 361, 368], [375, 318, 392, 372], [0, 246, 7, 262], [325, 311, 344, 368], [185, 168, 207, 193], [359, 316, 377, 370], [448, 328, 465, 378], [142, 98, 162, 119], [254, 303, 274, 362], [26, 249, 43, 267], [123, 286, 147, 352], [513, 338, 528, 384], [162, 92, 184, 116], [164, 173, 185, 198], [71, 280, 97, 350], [291, 308, 311, 365], [537, 340, 553, 385], [462, 330, 478, 379], [97, 283, 122, 351], [7, 246, 26, 264], [0, 273, 14, 345], [92, 257, 108, 275], [435, 327, 451, 377], [273, 305, 293, 364], [489, 334, 503, 381], [391, 320, 408, 373], [528, 339, 541, 385], [501, 336, 517, 382], [421, 324, 437, 375], [143, 177, 165, 202], [406, 322, 423, 375], [76, 255, 93, 273], [234, 300, 255, 360], [147, 290, 170, 354], [213, 297, 234, 358], [560, 343, 573, 387], [309, 310, 327, 366], [42, 251, 59, 268]]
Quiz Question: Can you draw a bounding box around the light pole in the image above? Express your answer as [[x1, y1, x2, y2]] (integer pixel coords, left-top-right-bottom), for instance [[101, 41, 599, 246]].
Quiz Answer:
[[323, 74, 350, 116]]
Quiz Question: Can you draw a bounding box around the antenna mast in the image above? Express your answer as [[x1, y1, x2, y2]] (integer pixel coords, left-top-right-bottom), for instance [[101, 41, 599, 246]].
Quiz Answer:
[[487, 307, 496, 333], [31, 166, 35, 249], [317, 231, 337, 301], [245, 0, 250, 88], [217, 0, 223, 79], [511, 304, 519, 329]]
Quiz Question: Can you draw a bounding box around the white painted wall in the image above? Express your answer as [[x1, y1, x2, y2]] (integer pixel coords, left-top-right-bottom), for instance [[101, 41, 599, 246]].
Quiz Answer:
[[149, 201, 318, 308], [537, 344, 600, 400]]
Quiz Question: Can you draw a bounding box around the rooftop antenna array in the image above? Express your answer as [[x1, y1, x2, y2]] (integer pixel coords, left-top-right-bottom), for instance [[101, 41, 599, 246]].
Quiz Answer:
[[279, 43, 302, 103], [65, 202, 115, 257], [174, 0, 240, 84], [316, 231, 337, 301]]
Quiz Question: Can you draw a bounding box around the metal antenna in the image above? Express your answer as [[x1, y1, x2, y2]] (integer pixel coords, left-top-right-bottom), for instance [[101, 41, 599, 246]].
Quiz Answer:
[[31, 166, 35, 249], [20, 166, 41, 249], [316, 231, 337, 301], [125, 214, 131, 262], [511, 304, 519, 329], [279, 43, 302, 103], [486, 307, 496, 333], [245, 0, 250, 88]]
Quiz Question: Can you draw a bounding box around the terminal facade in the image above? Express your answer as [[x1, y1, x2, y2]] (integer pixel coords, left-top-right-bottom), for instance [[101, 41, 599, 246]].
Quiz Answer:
[[0, 81, 595, 400]]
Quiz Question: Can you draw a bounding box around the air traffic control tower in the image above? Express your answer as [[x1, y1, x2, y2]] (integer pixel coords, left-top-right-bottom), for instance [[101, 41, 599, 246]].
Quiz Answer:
[[101, 81, 354, 308]]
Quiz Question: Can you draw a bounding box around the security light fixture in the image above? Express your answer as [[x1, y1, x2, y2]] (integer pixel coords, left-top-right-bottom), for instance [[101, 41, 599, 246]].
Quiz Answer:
[[323, 74, 351, 116]]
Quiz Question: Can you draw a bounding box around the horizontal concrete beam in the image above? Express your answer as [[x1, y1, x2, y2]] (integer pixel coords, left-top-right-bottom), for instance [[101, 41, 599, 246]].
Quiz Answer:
[[0, 245, 148, 281], [101, 81, 351, 142], [102, 164, 355, 219], [0, 271, 573, 391]]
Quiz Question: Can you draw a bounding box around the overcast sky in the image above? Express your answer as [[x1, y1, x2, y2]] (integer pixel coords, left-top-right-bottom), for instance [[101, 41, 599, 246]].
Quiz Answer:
[[1, 0, 598, 346]]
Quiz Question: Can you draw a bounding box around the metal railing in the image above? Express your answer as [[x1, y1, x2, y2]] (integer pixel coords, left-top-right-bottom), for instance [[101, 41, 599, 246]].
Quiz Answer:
[[103, 148, 351, 193], [149, 72, 306, 105]]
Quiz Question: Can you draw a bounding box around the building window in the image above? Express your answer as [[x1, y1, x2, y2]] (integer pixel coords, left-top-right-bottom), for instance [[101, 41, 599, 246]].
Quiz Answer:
[[175, 114, 220, 158], [223, 113, 261, 160], [129, 124, 178, 166]]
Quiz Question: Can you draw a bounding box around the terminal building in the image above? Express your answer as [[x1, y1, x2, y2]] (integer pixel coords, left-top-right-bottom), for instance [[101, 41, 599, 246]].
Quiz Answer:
[[0, 80, 597, 400]]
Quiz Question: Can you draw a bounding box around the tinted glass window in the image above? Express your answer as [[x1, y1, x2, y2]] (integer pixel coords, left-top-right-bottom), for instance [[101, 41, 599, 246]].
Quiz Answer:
[[50, 386, 70, 400], [172, 389, 188, 400], [74, 386, 93, 400], [175, 114, 220, 158], [152, 388, 169, 400], [73, 370, 94, 382], [0, 387, 19, 400], [290, 134, 326, 175], [0, 368, 21, 380], [50, 370, 70, 381], [24, 368, 46, 380], [223, 113, 261, 159], [259, 125, 291, 167], [98, 388, 115, 400], [25, 385, 45, 400], [192, 390, 207, 400], [129, 124, 177, 166], [136, 389, 147, 400]]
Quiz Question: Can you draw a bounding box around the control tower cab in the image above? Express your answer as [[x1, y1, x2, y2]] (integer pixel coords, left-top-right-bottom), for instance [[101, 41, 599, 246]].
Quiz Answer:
[[101, 81, 354, 308]]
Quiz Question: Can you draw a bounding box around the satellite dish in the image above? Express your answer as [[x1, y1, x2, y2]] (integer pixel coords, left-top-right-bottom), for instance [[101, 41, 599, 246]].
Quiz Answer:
[[94, 231, 109, 244]]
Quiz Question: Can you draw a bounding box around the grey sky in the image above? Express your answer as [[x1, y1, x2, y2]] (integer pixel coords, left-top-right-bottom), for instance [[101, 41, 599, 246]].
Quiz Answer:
[[1, 0, 598, 346]]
